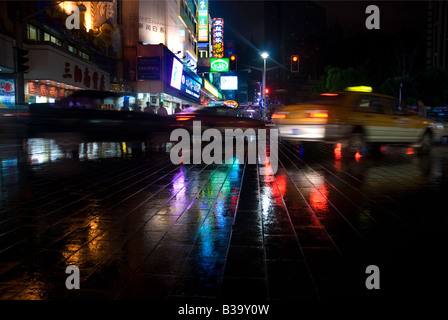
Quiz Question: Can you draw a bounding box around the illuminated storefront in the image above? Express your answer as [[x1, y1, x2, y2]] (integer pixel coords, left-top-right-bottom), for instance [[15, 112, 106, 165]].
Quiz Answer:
[[136, 44, 202, 114], [201, 78, 222, 105], [21, 1, 119, 103], [1, 35, 16, 107], [24, 44, 110, 103], [0, 79, 15, 107]]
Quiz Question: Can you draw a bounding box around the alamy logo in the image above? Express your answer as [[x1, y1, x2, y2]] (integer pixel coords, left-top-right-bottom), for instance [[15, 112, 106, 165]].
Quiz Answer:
[[170, 121, 278, 175], [65, 4, 81, 30], [65, 265, 80, 289]]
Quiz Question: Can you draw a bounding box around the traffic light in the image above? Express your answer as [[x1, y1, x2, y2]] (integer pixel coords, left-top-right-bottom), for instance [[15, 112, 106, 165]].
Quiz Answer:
[[229, 54, 237, 71], [291, 55, 299, 72], [16, 48, 30, 73], [265, 88, 270, 95]]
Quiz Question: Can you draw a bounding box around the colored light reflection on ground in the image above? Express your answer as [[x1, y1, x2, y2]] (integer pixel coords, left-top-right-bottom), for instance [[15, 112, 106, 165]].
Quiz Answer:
[[334, 143, 342, 160], [309, 185, 329, 214]]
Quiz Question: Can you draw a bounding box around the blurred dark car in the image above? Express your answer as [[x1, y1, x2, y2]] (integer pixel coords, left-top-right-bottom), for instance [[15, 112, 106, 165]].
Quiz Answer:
[[28, 90, 173, 136], [170, 106, 264, 132], [0, 104, 30, 135]]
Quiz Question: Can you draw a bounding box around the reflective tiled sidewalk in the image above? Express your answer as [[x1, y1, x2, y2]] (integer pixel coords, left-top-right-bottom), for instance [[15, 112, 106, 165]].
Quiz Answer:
[[0, 133, 447, 305]]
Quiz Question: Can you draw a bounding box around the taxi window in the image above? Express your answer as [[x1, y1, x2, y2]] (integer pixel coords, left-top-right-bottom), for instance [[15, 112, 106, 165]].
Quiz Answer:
[[353, 96, 384, 114], [390, 99, 407, 115]]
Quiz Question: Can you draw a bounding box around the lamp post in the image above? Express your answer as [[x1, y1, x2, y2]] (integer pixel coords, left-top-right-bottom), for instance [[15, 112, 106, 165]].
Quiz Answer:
[[260, 52, 269, 121]]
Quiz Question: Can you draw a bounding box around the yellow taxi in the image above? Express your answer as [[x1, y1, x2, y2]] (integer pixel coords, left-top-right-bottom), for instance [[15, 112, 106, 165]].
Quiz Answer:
[[272, 86, 444, 154]]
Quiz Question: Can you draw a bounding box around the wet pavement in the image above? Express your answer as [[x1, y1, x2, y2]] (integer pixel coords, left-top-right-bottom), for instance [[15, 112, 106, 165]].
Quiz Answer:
[[1, 121, 447, 313]]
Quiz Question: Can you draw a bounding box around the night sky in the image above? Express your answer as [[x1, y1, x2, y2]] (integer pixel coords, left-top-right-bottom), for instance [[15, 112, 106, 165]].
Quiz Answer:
[[210, 1, 428, 37], [209, 0, 428, 63], [209, 0, 430, 89]]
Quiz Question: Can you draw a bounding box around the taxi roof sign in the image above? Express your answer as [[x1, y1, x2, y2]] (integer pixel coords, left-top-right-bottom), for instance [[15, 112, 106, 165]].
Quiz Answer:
[[345, 86, 372, 93]]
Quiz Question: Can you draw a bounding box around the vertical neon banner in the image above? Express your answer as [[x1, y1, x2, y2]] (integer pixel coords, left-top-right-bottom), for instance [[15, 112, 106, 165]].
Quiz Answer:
[[198, 0, 208, 42], [212, 18, 224, 58]]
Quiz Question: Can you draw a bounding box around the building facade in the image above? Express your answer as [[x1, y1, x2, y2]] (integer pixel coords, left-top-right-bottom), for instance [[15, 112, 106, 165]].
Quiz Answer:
[[121, 0, 221, 114], [0, 0, 221, 110], [263, 0, 326, 104], [426, 0, 448, 69], [0, 1, 123, 106]]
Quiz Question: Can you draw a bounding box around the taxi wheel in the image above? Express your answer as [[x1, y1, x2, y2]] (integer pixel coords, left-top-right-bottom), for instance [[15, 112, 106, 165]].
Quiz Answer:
[[346, 132, 365, 155], [418, 132, 432, 155]]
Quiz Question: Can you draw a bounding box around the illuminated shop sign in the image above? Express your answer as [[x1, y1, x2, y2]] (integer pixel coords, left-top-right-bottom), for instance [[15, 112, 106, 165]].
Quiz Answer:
[[137, 57, 161, 80], [198, 0, 208, 42], [0, 79, 15, 106], [223, 100, 238, 108], [212, 18, 224, 58], [62, 61, 107, 90], [204, 79, 222, 99], [0, 79, 14, 97], [27, 81, 68, 99], [220, 76, 238, 90], [181, 73, 201, 99], [210, 58, 229, 72], [170, 57, 184, 90], [170, 57, 201, 99]]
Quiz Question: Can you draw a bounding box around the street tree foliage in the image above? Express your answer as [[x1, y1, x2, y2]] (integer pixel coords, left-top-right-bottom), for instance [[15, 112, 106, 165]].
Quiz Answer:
[[381, 66, 448, 106], [311, 66, 369, 95], [313, 65, 448, 107]]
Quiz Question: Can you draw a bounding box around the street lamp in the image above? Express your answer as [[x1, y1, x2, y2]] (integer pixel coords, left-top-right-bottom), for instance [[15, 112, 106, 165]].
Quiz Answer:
[[260, 52, 269, 121]]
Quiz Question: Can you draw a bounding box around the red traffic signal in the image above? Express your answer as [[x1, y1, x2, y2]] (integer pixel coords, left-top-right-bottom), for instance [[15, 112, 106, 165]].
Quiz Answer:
[[265, 88, 270, 94], [291, 55, 299, 72], [229, 54, 237, 70]]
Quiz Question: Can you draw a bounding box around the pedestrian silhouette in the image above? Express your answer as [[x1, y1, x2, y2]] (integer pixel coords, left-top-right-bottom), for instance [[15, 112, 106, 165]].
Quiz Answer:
[[157, 102, 168, 116], [144, 102, 154, 113], [122, 101, 130, 111]]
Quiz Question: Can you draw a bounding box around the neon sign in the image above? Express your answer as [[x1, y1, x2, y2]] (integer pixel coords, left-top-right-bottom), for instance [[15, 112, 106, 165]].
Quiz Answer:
[[198, 0, 208, 42], [210, 58, 229, 72], [213, 18, 224, 58]]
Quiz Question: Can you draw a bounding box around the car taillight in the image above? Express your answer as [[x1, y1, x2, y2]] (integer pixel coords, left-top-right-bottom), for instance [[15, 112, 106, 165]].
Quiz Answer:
[[176, 115, 195, 121], [271, 113, 286, 119], [309, 112, 328, 118]]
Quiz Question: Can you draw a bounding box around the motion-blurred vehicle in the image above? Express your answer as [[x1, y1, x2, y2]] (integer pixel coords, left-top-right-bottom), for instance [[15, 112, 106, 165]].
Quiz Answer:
[[28, 90, 173, 136], [171, 106, 264, 132], [272, 88, 444, 154], [427, 109, 448, 140], [0, 104, 30, 134]]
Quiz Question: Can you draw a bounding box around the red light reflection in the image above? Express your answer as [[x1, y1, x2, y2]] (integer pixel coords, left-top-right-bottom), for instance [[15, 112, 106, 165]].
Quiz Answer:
[[310, 185, 329, 213], [276, 174, 287, 197], [334, 143, 342, 160]]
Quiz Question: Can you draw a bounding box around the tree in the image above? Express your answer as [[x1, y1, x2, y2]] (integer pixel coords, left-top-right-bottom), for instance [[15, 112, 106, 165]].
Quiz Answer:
[[312, 66, 370, 95], [415, 66, 448, 107], [380, 75, 417, 105], [380, 66, 448, 107]]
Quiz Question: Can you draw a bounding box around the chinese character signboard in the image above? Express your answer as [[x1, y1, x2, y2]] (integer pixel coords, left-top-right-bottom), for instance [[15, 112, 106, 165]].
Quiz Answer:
[[213, 18, 224, 58], [62, 61, 107, 91], [137, 57, 161, 80], [138, 0, 168, 45], [198, 0, 208, 42]]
